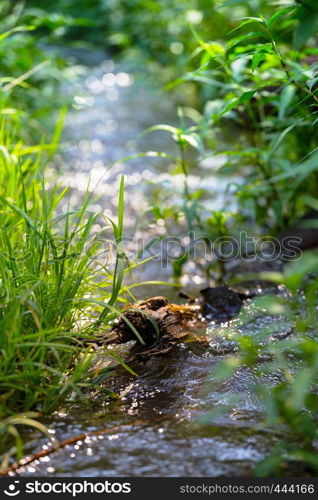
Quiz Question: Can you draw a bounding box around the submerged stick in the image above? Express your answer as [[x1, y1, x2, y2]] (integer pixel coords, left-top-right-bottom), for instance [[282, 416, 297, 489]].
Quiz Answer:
[[0, 417, 167, 476]]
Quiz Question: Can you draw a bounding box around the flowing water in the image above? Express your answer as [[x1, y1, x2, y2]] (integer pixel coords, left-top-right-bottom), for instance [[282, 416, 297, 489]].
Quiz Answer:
[[14, 310, 291, 476], [50, 51, 243, 296], [11, 54, 301, 477]]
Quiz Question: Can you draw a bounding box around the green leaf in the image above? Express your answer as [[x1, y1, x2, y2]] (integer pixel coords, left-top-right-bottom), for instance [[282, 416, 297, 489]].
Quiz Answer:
[[229, 17, 264, 35], [190, 24, 225, 58], [50, 106, 67, 159], [180, 133, 204, 154], [0, 25, 35, 42], [164, 62, 210, 90], [218, 88, 260, 117], [117, 175, 125, 240], [252, 51, 266, 72], [301, 194, 318, 211], [7, 417, 51, 438], [307, 76, 318, 91], [108, 253, 125, 307], [141, 124, 180, 136], [251, 44, 273, 72], [268, 6, 298, 29], [227, 31, 268, 49], [268, 122, 297, 159], [268, 149, 318, 183], [278, 85, 296, 119]]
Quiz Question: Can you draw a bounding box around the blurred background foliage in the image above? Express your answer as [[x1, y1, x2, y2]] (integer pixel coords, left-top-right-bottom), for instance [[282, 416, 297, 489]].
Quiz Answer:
[[1, 0, 317, 148], [1, 0, 317, 228]]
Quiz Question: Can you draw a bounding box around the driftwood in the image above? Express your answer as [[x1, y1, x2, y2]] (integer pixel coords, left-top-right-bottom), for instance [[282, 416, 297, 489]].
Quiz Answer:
[[94, 296, 203, 358], [88, 282, 279, 358]]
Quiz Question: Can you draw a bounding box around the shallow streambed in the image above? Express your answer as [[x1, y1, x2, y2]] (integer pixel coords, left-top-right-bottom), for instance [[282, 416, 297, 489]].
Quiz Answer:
[[14, 296, 297, 477]]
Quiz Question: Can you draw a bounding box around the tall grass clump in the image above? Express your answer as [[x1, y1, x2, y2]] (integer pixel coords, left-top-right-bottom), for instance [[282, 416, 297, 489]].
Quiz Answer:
[[0, 39, 132, 465], [0, 122, 133, 464], [0, 20, 166, 467], [0, 126, 123, 427]]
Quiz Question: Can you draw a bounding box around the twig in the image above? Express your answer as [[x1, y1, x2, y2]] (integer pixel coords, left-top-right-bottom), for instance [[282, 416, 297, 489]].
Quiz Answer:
[[0, 417, 167, 476]]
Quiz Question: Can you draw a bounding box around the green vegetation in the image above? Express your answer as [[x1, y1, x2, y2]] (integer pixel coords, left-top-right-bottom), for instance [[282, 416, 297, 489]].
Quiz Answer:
[[210, 257, 318, 475], [0, 0, 318, 476], [141, 2, 318, 244], [0, 119, 127, 464], [154, 2, 318, 474], [0, 24, 137, 460]]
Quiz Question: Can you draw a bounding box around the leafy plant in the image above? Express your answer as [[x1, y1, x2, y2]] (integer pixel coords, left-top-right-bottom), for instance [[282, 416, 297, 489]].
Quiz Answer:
[[208, 254, 318, 475]]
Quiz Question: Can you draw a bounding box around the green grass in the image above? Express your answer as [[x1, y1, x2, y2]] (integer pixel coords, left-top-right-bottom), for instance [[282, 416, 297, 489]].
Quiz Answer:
[[0, 107, 133, 465], [0, 100, 166, 469]]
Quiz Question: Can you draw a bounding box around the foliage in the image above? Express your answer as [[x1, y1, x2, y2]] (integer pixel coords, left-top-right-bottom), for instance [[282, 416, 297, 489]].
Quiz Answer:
[[210, 255, 318, 475], [138, 1, 318, 282]]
